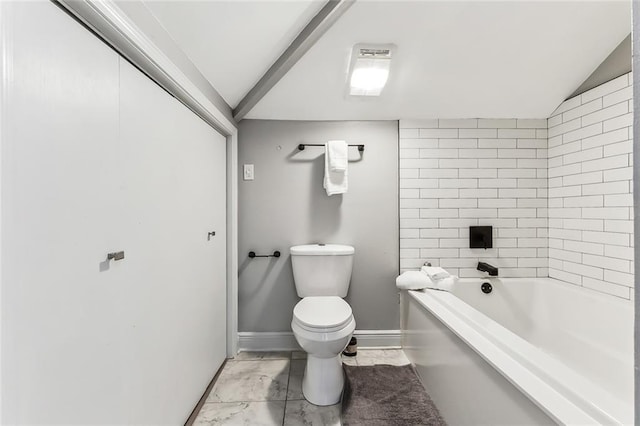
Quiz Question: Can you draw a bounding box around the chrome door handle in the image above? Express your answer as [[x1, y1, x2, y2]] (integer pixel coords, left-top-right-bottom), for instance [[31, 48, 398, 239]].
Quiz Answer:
[[107, 251, 125, 261]]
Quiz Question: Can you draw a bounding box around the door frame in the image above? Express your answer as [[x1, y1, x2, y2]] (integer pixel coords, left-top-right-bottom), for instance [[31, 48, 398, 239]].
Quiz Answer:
[[226, 133, 239, 357]]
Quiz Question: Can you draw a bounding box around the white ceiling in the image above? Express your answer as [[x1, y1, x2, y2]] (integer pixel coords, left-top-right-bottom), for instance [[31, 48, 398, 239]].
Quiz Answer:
[[143, 0, 326, 107], [248, 1, 631, 120], [142, 1, 630, 121]]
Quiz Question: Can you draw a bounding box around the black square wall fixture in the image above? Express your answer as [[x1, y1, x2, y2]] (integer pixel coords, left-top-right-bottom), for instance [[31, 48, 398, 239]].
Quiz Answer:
[[470, 226, 493, 249]]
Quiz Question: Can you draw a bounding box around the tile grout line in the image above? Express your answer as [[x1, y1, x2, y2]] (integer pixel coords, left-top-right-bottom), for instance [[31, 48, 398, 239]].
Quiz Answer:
[[282, 351, 293, 426]]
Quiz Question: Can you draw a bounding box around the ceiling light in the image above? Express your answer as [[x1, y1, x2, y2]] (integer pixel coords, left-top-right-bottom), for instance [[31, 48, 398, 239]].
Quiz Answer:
[[348, 44, 394, 96]]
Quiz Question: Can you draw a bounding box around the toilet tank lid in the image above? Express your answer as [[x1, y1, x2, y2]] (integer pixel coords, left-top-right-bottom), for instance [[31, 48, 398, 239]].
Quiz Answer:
[[290, 244, 355, 256]]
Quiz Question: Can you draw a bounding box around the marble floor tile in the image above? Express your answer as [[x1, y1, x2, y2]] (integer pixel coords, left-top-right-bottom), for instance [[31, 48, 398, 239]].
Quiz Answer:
[[290, 359, 306, 376], [283, 399, 341, 426], [195, 350, 415, 424], [234, 351, 291, 361], [207, 359, 290, 402], [194, 401, 285, 426], [354, 349, 410, 366], [287, 359, 305, 400], [291, 351, 307, 359]]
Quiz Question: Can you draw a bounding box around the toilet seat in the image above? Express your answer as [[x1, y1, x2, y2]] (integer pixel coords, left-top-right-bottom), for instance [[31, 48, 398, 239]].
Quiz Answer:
[[293, 296, 353, 333], [291, 295, 356, 406]]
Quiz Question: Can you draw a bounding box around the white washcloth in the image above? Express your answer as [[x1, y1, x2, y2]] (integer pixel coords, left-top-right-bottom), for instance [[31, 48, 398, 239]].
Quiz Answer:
[[421, 266, 451, 281], [323, 142, 348, 196], [427, 276, 457, 292], [327, 140, 348, 172]]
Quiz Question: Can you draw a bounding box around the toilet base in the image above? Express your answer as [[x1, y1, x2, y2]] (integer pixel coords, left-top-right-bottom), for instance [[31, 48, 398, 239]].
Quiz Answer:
[[302, 354, 344, 406]]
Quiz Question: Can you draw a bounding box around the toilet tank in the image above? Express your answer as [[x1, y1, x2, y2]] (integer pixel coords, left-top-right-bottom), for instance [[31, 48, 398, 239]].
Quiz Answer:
[[290, 244, 355, 297]]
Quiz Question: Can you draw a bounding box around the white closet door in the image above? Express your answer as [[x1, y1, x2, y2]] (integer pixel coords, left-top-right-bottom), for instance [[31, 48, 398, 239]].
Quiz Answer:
[[118, 59, 227, 424], [2, 2, 125, 423], [3, 1, 228, 424]]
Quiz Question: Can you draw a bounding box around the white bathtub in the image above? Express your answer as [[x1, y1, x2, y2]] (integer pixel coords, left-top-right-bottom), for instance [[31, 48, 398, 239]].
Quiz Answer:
[[401, 277, 633, 425]]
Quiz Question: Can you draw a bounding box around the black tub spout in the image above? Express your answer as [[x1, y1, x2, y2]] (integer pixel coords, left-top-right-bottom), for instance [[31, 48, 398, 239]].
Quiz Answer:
[[477, 262, 498, 276]]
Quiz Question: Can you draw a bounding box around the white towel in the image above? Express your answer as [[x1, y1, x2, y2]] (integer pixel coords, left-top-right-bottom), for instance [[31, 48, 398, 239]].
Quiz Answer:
[[327, 140, 348, 172], [428, 276, 457, 292], [323, 142, 348, 196], [421, 266, 451, 281], [396, 271, 431, 290], [396, 270, 458, 292]]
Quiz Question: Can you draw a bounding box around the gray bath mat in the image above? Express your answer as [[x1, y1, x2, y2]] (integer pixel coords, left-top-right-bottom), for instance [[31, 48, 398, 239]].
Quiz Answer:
[[342, 364, 447, 426]]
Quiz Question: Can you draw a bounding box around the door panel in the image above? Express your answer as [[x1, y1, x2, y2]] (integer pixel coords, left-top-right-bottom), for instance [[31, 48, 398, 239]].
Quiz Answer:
[[2, 2, 124, 423], [2, 2, 228, 424], [118, 59, 227, 424]]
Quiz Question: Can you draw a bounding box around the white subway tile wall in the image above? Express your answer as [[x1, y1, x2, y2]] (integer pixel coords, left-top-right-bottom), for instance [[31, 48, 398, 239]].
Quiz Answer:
[[399, 74, 634, 300], [548, 72, 633, 300], [399, 118, 549, 279]]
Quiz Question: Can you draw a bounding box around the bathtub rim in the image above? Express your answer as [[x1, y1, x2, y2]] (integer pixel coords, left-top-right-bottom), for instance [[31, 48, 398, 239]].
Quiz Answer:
[[406, 286, 632, 425]]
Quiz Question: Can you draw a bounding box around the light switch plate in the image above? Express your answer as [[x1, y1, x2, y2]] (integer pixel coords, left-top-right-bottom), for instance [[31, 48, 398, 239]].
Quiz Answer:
[[243, 164, 254, 181]]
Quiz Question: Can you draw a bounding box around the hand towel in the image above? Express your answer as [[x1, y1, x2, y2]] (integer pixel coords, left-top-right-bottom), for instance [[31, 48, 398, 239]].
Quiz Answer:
[[327, 140, 348, 172], [421, 266, 451, 282], [324, 142, 348, 196]]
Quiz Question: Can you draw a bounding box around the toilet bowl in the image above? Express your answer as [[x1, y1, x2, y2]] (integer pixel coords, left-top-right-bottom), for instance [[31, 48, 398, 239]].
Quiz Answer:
[[291, 296, 356, 406], [290, 244, 356, 406]]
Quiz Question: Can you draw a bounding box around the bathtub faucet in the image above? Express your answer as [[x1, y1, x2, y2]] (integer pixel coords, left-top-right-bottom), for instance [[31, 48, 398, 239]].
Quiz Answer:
[[477, 262, 498, 276]]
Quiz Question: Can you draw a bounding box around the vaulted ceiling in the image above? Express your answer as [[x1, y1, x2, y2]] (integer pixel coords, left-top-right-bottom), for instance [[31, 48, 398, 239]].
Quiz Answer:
[[143, 0, 326, 107], [141, 0, 631, 121]]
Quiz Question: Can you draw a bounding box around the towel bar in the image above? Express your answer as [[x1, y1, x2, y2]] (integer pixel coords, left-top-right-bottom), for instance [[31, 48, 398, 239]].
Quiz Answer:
[[298, 143, 364, 152], [248, 251, 281, 259]]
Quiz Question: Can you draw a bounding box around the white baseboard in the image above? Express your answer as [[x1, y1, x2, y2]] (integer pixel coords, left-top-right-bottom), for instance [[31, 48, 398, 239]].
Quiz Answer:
[[353, 330, 402, 349], [238, 332, 300, 352], [237, 330, 401, 352]]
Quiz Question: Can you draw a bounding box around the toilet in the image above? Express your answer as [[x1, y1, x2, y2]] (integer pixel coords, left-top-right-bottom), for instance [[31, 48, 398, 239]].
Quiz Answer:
[[290, 244, 356, 406]]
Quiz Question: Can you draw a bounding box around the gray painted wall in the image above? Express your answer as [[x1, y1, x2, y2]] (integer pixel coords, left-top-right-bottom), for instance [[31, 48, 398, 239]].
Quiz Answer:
[[238, 120, 399, 332]]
